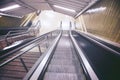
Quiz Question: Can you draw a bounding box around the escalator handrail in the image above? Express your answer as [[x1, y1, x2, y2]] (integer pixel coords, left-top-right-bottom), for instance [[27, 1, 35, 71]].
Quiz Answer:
[[77, 31, 120, 52], [23, 31, 62, 80], [75, 31, 120, 55], [5, 30, 29, 37], [0, 30, 29, 40], [0, 27, 28, 37], [1, 20, 41, 43], [80, 31, 120, 48], [0, 30, 60, 63], [70, 31, 99, 80], [0, 30, 31, 47], [4, 30, 30, 44]]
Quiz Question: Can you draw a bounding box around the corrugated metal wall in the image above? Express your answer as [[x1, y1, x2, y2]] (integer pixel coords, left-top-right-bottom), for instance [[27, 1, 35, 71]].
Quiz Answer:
[[0, 16, 21, 27], [76, 0, 120, 43], [0, 12, 37, 27]]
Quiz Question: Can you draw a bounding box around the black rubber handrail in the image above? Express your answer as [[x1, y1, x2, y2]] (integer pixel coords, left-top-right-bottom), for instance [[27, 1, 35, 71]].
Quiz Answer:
[[5, 30, 29, 37], [70, 31, 99, 80], [23, 31, 62, 80], [74, 31, 120, 55], [0, 20, 41, 44], [71, 30, 120, 80], [4, 30, 31, 45], [0, 30, 60, 61], [0, 30, 29, 40], [0, 27, 28, 36], [76, 31, 120, 53]]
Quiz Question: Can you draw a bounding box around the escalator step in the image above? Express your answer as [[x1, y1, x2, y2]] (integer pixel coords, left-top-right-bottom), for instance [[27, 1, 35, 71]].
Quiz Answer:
[[53, 52, 73, 56], [52, 55, 73, 59], [47, 64, 76, 73], [43, 72, 78, 80], [52, 56, 72, 59], [50, 59, 74, 65], [43, 33, 86, 80]]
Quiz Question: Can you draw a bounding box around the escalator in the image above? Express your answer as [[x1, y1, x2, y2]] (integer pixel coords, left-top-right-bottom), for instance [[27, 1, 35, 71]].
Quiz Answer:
[[0, 38, 34, 55], [43, 32, 85, 80], [78, 32, 120, 53], [0, 27, 34, 50], [0, 27, 28, 36], [1, 30, 120, 80], [0, 30, 60, 80], [26, 31, 87, 80], [72, 31, 120, 80]]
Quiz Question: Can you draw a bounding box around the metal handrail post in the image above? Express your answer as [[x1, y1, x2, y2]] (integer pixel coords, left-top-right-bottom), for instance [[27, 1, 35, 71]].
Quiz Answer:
[[19, 57, 28, 72]]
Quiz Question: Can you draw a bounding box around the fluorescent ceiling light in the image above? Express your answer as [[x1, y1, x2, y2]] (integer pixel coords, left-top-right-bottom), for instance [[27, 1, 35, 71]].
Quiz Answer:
[[3, 40, 23, 50], [86, 7, 106, 13], [0, 4, 21, 11], [53, 5, 76, 13]]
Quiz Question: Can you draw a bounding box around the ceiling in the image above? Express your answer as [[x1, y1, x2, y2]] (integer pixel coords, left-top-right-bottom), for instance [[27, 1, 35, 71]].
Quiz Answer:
[[0, 0, 99, 18]]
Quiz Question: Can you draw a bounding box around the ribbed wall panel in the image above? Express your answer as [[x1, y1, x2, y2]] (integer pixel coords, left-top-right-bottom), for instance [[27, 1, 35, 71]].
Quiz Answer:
[[76, 0, 120, 43]]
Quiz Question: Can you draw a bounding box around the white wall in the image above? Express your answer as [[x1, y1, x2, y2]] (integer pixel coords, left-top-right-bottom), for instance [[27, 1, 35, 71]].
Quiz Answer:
[[36, 10, 75, 35]]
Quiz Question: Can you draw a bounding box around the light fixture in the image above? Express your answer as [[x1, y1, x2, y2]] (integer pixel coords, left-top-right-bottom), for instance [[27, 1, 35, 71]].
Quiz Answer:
[[3, 40, 23, 50], [86, 7, 106, 13], [0, 4, 21, 11], [53, 5, 76, 13]]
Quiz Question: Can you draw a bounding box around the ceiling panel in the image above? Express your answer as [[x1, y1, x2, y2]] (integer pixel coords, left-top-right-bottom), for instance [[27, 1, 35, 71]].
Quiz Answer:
[[28, 3, 52, 10], [20, 0, 52, 10], [8, 7, 34, 16], [54, 7, 75, 17], [0, 0, 35, 18], [0, 0, 99, 18], [47, 0, 99, 18]]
